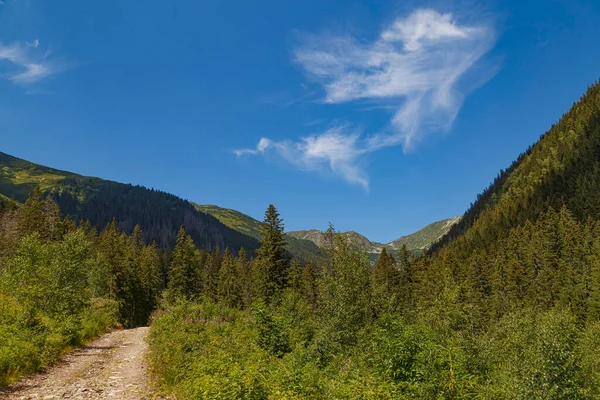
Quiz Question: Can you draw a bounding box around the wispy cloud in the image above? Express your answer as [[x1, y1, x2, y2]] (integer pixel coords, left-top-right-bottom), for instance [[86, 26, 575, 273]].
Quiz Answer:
[[0, 40, 68, 86], [235, 8, 498, 190], [235, 126, 370, 189]]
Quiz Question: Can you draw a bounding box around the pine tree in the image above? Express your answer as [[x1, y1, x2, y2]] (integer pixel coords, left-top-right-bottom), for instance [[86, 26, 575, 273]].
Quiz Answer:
[[301, 260, 318, 309], [218, 248, 241, 308], [372, 248, 399, 314], [17, 186, 46, 238], [130, 224, 145, 255], [396, 244, 414, 313], [319, 225, 372, 346], [288, 258, 303, 293], [167, 226, 198, 302], [42, 194, 62, 241], [138, 242, 163, 323], [204, 247, 222, 301], [122, 224, 145, 326], [236, 248, 253, 308], [250, 257, 268, 302], [98, 219, 124, 301], [256, 204, 289, 302]]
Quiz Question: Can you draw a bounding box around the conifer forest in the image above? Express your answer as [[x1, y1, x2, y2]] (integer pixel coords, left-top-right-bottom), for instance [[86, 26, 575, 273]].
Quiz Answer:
[[2, 81, 600, 398]]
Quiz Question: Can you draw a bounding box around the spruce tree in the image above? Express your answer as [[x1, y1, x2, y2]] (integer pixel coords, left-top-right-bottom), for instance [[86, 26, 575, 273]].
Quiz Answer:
[[98, 219, 123, 301], [257, 204, 289, 302], [301, 260, 318, 309], [372, 247, 399, 314], [288, 258, 303, 293], [218, 248, 241, 308], [138, 242, 162, 323], [17, 186, 46, 238], [42, 194, 62, 241], [236, 248, 253, 308], [167, 226, 198, 302], [204, 247, 222, 301]]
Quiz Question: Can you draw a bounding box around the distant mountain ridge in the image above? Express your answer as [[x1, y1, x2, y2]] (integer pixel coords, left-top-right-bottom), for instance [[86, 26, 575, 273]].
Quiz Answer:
[[286, 230, 383, 253], [0, 151, 259, 253], [193, 204, 322, 261], [287, 217, 460, 254], [195, 203, 460, 255], [388, 216, 462, 251], [0, 150, 459, 259]]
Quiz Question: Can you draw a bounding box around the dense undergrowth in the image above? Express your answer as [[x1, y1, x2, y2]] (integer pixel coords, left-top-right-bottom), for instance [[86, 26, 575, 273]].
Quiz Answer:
[[0, 187, 162, 387], [0, 233, 119, 386], [147, 205, 600, 398], [148, 297, 600, 399]]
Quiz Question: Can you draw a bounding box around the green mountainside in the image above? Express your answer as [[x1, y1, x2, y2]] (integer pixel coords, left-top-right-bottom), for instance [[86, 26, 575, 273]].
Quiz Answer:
[[431, 81, 600, 255], [193, 204, 264, 239], [193, 204, 322, 262], [389, 216, 461, 251], [6, 80, 600, 399], [0, 151, 258, 253]]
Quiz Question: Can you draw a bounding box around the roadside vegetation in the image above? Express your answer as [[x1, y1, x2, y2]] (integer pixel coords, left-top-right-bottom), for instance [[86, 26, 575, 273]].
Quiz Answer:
[[148, 205, 600, 399], [0, 187, 161, 386]]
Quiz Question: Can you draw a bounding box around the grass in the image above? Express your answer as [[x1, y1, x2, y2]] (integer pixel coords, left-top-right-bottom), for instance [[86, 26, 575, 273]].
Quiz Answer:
[[389, 217, 461, 251], [193, 204, 263, 239]]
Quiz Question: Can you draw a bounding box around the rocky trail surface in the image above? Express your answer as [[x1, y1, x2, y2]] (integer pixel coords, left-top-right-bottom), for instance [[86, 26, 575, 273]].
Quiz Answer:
[[0, 327, 161, 400]]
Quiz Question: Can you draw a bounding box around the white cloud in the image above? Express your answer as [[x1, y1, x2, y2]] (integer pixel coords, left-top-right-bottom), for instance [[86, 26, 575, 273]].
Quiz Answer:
[[233, 137, 273, 156], [235, 8, 498, 190], [236, 126, 369, 190], [27, 39, 40, 48], [0, 40, 67, 86]]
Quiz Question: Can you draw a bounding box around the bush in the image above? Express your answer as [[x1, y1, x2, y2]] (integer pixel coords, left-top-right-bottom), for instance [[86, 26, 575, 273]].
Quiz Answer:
[[0, 234, 118, 387]]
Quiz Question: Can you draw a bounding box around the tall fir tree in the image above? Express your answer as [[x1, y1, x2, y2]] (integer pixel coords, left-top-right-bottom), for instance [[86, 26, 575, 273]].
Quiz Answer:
[[17, 186, 46, 238], [218, 248, 241, 308], [42, 194, 62, 241], [236, 247, 253, 308], [138, 241, 163, 324], [256, 204, 289, 302], [204, 247, 222, 301], [167, 226, 198, 302], [301, 260, 318, 309], [372, 247, 400, 314]]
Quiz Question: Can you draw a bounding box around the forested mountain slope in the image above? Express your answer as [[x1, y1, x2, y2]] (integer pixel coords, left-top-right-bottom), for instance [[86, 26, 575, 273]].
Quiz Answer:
[[431, 81, 600, 255], [0, 151, 258, 252]]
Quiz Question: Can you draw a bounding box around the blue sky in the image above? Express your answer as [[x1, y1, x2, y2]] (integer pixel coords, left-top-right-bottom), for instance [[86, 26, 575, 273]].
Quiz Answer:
[[1, 0, 599, 243]]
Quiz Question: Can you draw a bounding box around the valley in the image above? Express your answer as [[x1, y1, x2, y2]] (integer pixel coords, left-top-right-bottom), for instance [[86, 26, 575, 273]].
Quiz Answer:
[[3, 80, 600, 398], [2, 1, 600, 397]]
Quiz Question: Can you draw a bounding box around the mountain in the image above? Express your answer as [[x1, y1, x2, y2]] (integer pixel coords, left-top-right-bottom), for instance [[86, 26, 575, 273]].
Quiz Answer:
[[287, 229, 383, 252], [193, 204, 264, 240], [0, 151, 258, 253], [193, 204, 322, 261], [431, 80, 600, 255], [288, 217, 460, 254], [194, 204, 459, 259], [388, 216, 461, 251]]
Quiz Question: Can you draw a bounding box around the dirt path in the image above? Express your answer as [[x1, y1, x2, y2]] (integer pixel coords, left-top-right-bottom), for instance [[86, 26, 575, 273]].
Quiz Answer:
[[0, 327, 159, 400]]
